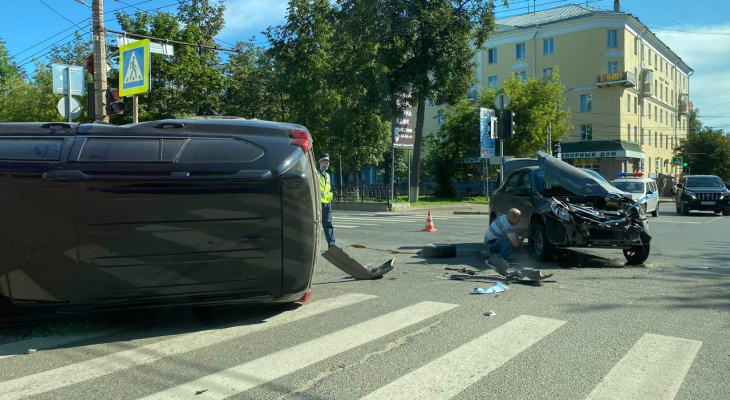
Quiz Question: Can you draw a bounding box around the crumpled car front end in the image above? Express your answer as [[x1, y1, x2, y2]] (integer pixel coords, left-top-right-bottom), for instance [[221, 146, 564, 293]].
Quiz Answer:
[[535, 151, 651, 264]]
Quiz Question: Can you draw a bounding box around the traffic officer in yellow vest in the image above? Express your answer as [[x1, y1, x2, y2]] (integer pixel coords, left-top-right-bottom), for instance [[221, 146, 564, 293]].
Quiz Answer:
[[318, 153, 335, 247]]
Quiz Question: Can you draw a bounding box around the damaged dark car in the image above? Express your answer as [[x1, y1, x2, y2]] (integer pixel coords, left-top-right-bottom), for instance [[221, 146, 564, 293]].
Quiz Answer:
[[489, 151, 651, 265]]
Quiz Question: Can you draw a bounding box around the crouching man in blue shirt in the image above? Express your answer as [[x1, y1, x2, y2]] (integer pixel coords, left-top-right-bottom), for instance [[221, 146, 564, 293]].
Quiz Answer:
[[484, 208, 529, 260]]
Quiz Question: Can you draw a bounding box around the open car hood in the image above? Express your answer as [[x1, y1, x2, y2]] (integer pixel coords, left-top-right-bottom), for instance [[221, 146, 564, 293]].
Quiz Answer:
[[537, 151, 623, 197]]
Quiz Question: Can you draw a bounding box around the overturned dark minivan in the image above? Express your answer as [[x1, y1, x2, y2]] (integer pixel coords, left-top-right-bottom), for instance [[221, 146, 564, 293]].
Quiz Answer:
[[0, 118, 321, 321]]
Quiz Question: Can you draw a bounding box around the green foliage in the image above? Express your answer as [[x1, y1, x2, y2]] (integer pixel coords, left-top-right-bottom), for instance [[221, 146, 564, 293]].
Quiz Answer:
[[675, 111, 730, 180], [424, 101, 482, 197], [479, 68, 572, 157]]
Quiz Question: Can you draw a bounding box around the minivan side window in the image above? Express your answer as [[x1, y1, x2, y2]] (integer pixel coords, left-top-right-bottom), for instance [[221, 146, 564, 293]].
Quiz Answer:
[[77, 138, 187, 162], [0, 138, 63, 161], [79, 138, 160, 162], [177, 138, 264, 163]]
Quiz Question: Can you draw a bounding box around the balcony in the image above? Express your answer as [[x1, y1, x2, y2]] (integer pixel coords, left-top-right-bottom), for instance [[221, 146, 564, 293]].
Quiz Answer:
[[642, 82, 654, 97], [597, 71, 636, 87]]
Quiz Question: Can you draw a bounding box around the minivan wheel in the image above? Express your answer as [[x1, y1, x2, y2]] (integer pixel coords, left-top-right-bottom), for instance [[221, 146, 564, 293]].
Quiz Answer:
[[624, 243, 650, 265], [723, 209, 730, 216], [651, 206, 659, 217], [529, 220, 555, 261]]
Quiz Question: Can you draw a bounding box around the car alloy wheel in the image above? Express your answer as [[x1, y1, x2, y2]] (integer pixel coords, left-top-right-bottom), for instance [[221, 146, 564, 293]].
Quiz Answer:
[[529, 220, 555, 261]]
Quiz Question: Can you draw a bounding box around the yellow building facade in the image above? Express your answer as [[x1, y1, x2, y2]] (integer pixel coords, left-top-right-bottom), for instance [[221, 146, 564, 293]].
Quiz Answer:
[[423, 2, 692, 180]]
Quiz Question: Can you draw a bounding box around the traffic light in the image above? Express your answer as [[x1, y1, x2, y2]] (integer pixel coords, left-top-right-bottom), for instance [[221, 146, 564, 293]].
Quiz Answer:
[[105, 88, 125, 115], [682, 161, 688, 167], [502, 110, 515, 139]]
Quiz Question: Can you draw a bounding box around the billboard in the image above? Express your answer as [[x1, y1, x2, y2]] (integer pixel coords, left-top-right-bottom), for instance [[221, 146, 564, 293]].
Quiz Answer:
[[392, 88, 415, 149], [480, 108, 496, 158]]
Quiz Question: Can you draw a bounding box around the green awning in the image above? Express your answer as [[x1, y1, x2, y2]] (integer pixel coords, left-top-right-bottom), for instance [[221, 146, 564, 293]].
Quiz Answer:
[[560, 140, 644, 159]]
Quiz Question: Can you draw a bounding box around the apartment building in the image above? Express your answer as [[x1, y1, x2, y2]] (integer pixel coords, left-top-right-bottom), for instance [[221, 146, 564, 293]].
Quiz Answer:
[[425, 1, 692, 179]]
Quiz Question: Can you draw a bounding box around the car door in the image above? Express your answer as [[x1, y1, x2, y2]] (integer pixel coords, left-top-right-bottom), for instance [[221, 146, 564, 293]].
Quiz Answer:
[[56, 136, 282, 304]]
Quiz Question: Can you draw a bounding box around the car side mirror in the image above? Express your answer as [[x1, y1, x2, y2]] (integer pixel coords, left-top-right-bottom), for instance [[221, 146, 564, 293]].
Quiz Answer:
[[676, 183, 683, 188], [646, 190, 653, 194]]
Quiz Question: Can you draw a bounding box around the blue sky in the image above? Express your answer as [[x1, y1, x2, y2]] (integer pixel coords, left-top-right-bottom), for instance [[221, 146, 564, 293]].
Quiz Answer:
[[2, 0, 729, 130]]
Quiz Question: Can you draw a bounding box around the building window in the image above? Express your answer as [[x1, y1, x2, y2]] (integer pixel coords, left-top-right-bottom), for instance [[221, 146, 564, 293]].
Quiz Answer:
[[580, 93, 592, 111], [655, 132, 658, 147], [654, 106, 658, 121], [518, 71, 527, 82], [627, 124, 631, 141], [607, 30, 618, 47], [634, 97, 638, 114], [627, 94, 631, 113], [641, 128, 644, 145], [660, 109, 663, 124], [648, 130, 652, 145], [543, 38, 554, 55], [488, 47, 498, 64], [516, 42, 526, 59], [608, 61, 618, 73], [487, 75, 498, 88], [436, 111, 445, 125], [542, 68, 553, 80], [660, 133, 663, 148], [648, 104, 651, 119], [648, 49, 652, 65], [634, 126, 638, 143], [580, 124, 592, 141], [634, 37, 638, 54]]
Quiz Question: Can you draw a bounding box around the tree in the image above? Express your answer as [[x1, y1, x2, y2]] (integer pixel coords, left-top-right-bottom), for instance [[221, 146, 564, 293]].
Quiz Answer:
[[221, 42, 280, 120], [0, 38, 22, 85], [351, 0, 504, 201], [115, 0, 226, 121], [424, 101, 481, 197], [480, 70, 572, 157], [676, 121, 730, 180]]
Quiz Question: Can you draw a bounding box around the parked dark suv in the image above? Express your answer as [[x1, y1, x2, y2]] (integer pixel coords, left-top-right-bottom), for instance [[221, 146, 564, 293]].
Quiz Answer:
[[0, 118, 321, 322], [675, 175, 730, 215], [489, 152, 651, 265]]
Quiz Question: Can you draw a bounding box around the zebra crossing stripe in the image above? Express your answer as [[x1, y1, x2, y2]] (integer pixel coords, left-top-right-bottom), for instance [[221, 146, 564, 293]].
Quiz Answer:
[[0, 293, 376, 400], [139, 301, 459, 400], [585, 333, 702, 400], [360, 315, 566, 400]]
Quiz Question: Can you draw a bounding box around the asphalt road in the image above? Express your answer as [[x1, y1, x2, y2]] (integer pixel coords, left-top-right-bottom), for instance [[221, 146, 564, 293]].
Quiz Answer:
[[0, 202, 728, 400]]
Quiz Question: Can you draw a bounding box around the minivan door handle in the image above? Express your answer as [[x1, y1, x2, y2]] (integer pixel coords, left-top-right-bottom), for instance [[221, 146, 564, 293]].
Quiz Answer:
[[43, 169, 273, 182]]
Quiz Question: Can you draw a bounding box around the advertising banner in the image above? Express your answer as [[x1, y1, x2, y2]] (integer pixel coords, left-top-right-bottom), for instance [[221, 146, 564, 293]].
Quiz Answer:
[[480, 108, 496, 158], [392, 88, 415, 149]]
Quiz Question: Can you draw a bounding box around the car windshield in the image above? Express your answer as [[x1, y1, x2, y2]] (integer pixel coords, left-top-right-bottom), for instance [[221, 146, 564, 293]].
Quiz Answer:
[[612, 181, 643, 193], [685, 177, 724, 188]]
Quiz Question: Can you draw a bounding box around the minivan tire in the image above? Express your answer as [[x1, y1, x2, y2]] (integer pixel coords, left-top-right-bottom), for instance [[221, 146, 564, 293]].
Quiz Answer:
[[651, 206, 658, 217], [422, 244, 457, 258]]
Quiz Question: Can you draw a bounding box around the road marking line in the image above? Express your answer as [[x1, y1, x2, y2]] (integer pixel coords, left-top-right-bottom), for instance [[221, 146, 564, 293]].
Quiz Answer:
[[360, 315, 566, 400], [139, 301, 459, 400], [0, 327, 127, 360], [705, 217, 723, 224], [0, 293, 376, 399], [585, 333, 702, 400]]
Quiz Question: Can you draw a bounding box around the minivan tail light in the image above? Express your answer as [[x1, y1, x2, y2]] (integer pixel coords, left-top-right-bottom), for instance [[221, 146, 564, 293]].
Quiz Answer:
[[290, 129, 313, 152]]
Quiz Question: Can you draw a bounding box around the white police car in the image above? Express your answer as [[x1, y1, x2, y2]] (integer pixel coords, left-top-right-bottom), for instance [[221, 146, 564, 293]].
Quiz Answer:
[[611, 173, 660, 217]]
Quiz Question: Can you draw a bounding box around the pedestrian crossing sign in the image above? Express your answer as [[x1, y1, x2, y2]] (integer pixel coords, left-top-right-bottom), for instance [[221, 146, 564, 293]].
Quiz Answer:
[[672, 156, 683, 166], [119, 39, 150, 97]]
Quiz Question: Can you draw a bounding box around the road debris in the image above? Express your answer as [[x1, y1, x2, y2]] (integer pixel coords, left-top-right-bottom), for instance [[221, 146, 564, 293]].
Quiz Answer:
[[485, 255, 553, 285], [484, 311, 496, 317], [473, 282, 508, 294]]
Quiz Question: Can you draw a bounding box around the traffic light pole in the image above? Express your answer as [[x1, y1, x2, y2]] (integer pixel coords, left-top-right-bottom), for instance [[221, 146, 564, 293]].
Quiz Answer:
[[499, 109, 504, 184]]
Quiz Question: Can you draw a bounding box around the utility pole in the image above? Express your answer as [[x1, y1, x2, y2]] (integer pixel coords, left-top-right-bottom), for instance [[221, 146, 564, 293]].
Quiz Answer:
[[92, 0, 108, 122]]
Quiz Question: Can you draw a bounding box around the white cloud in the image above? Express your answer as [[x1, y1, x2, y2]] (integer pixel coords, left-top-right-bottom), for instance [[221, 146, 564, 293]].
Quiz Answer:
[[219, 0, 289, 42], [654, 24, 730, 128]]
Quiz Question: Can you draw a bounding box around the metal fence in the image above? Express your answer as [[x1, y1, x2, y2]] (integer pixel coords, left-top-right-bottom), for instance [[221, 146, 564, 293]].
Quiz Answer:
[[333, 184, 489, 203]]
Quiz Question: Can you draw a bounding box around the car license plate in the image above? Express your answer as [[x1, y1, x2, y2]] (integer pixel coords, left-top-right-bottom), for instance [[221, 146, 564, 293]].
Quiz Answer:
[[701, 201, 715, 205]]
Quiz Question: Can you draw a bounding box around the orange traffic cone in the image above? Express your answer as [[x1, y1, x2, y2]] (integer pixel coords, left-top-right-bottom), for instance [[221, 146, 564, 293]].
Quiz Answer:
[[422, 210, 438, 232]]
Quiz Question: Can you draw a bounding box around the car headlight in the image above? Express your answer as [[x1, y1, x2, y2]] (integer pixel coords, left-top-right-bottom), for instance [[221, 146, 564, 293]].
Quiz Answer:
[[683, 189, 696, 199], [550, 203, 573, 222], [721, 189, 730, 200]]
